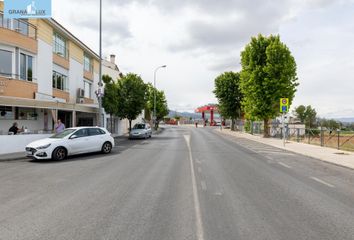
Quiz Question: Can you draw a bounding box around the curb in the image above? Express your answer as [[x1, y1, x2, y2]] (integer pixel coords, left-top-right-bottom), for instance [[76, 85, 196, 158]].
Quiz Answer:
[[0, 153, 27, 162]]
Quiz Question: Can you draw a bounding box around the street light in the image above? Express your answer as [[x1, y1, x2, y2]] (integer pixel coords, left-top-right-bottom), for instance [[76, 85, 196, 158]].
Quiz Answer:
[[97, 0, 103, 127], [153, 65, 167, 129]]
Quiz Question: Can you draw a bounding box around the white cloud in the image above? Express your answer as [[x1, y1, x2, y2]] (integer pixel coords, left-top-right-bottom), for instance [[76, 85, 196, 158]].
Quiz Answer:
[[52, 0, 354, 117]]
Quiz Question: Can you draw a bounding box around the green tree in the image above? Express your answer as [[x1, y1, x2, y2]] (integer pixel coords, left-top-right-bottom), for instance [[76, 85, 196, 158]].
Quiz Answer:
[[102, 75, 117, 132], [145, 83, 169, 129], [293, 105, 317, 128], [115, 73, 147, 132], [304, 105, 317, 128], [319, 118, 340, 130], [240, 34, 298, 137], [293, 105, 306, 123], [213, 72, 243, 131]]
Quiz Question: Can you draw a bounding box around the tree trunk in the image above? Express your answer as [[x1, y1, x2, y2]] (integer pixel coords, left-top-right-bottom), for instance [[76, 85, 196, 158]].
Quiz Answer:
[[263, 118, 270, 138], [231, 119, 235, 131], [110, 113, 113, 133], [129, 119, 132, 133]]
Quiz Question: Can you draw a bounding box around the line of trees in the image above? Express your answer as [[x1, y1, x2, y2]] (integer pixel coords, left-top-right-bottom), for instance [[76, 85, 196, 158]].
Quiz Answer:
[[102, 73, 169, 132], [214, 34, 298, 137], [293, 105, 354, 131]]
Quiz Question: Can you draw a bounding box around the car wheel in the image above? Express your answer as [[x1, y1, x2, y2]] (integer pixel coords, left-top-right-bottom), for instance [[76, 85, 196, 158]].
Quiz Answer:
[[52, 147, 67, 161], [102, 142, 112, 154]]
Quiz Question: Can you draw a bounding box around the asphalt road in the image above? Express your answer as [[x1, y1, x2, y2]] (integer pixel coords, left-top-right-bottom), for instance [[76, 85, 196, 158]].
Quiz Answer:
[[1, 126, 354, 240]]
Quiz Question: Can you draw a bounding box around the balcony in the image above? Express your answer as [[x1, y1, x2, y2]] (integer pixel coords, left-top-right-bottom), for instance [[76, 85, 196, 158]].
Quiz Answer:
[[0, 12, 38, 53], [0, 12, 37, 39], [0, 75, 37, 99]]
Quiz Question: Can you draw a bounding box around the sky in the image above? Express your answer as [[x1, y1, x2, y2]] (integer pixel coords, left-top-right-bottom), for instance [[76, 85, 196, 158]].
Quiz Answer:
[[51, 0, 354, 118]]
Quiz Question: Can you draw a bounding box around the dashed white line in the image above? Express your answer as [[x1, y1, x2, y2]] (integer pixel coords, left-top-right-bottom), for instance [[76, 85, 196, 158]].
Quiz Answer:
[[277, 162, 292, 169], [310, 177, 335, 188], [184, 135, 205, 240]]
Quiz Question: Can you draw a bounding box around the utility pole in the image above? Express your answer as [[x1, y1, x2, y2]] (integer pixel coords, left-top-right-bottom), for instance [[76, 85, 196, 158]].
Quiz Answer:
[[97, 0, 103, 127]]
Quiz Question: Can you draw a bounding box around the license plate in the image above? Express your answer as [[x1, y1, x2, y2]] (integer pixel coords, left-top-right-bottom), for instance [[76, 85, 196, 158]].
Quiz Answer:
[[26, 151, 33, 155]]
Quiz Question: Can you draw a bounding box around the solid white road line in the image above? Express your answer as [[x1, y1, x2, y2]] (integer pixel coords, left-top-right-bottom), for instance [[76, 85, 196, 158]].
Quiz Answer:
[[277, 162, 292, 169], [310, 177, 335, 188], [184, 135, 205, 240]]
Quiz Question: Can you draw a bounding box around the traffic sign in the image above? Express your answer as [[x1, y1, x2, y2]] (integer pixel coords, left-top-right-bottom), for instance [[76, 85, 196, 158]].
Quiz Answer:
[[280, 98, 289, 113]]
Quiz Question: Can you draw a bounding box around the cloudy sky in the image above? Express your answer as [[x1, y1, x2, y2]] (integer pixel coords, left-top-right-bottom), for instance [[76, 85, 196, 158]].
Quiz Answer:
[[52, 0, 354, 118]]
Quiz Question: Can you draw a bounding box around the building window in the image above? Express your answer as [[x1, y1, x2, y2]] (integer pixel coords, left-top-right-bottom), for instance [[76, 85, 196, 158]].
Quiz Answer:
[[84, 54, 93, 72], [0, 49, 12, 77], [0, 106, 14, 120], [53, 33, 67, 58], [20, 53, 33, 81], [15, 107, 38, 120], [52, 71, 68, 91], [84, 81, 92, 98]]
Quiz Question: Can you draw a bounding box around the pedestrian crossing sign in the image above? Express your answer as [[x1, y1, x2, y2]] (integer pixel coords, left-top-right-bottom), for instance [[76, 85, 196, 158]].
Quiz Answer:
[[280, 98, 289, 113]]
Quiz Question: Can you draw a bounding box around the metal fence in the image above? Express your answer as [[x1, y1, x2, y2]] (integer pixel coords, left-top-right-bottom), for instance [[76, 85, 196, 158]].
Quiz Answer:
[[234, 120, 354, 152]]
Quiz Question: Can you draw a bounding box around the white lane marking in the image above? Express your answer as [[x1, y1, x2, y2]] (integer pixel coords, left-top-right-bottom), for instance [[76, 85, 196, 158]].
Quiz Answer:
[[200, 181, 207, 191], [214, 192, 223, 196], [310, 177, 335, 188], [184, 135, 205, 240], [277, 162, 292, 169], [198, 167, 202, 173]]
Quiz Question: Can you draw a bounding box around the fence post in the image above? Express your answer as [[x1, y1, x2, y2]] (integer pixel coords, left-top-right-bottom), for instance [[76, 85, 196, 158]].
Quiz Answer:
[[297, 128, 300, 142], [251, 121, 253, 135], [337, 129, 340, 150], [320, 127, 324, 147], [308, 129, 310, 144]]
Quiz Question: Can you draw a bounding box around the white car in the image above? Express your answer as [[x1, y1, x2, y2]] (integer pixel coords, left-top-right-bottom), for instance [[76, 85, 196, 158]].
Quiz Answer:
[[25, 127, 115, 160]]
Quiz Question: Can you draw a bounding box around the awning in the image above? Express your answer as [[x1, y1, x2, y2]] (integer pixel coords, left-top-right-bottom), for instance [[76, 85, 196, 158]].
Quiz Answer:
[[0, 96, 99, 113]]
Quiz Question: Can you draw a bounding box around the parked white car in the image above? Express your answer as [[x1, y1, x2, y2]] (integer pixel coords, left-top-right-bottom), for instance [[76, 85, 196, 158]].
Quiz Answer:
[[25, 127, 115, 160]]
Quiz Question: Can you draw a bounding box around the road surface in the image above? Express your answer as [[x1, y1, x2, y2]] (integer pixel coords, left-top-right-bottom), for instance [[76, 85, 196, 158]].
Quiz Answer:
[[1, 126, 354, 240]]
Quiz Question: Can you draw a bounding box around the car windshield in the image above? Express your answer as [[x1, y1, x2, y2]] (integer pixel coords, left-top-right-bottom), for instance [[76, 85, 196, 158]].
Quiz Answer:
[[50, 129, 76, 139], [133, 124, 145, 129]]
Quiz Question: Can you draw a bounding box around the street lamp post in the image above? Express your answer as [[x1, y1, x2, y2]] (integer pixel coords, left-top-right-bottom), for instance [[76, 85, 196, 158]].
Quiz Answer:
[[153, 65, 166, 129], [97, 0, 103, 127]]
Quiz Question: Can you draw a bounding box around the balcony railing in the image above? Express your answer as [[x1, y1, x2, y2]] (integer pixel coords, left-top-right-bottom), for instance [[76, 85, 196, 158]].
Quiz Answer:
[[0, 12, 37, 39]]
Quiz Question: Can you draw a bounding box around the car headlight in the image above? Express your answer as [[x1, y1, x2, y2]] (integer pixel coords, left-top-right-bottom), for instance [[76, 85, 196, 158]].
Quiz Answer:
[[37, 143, 51, 149]]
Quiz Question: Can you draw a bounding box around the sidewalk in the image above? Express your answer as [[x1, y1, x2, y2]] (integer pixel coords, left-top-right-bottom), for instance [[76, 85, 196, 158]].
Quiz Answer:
[[217, 129, 354, 170]]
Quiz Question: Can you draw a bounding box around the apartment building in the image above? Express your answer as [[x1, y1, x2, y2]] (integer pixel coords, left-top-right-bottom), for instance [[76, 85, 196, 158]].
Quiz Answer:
[[0, 1, 100, 134]]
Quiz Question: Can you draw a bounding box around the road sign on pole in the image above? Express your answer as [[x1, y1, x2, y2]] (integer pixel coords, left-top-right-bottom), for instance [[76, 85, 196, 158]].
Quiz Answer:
[[280, 98, 289, 113]]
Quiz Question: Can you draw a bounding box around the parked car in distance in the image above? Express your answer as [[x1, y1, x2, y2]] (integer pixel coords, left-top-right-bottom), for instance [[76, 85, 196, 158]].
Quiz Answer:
[[25, 127, 115, 160], [129, 123, 152, 139]]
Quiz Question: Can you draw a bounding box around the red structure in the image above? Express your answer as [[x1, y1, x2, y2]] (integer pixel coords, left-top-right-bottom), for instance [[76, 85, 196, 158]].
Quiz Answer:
[[195, 104, 218, 126]]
